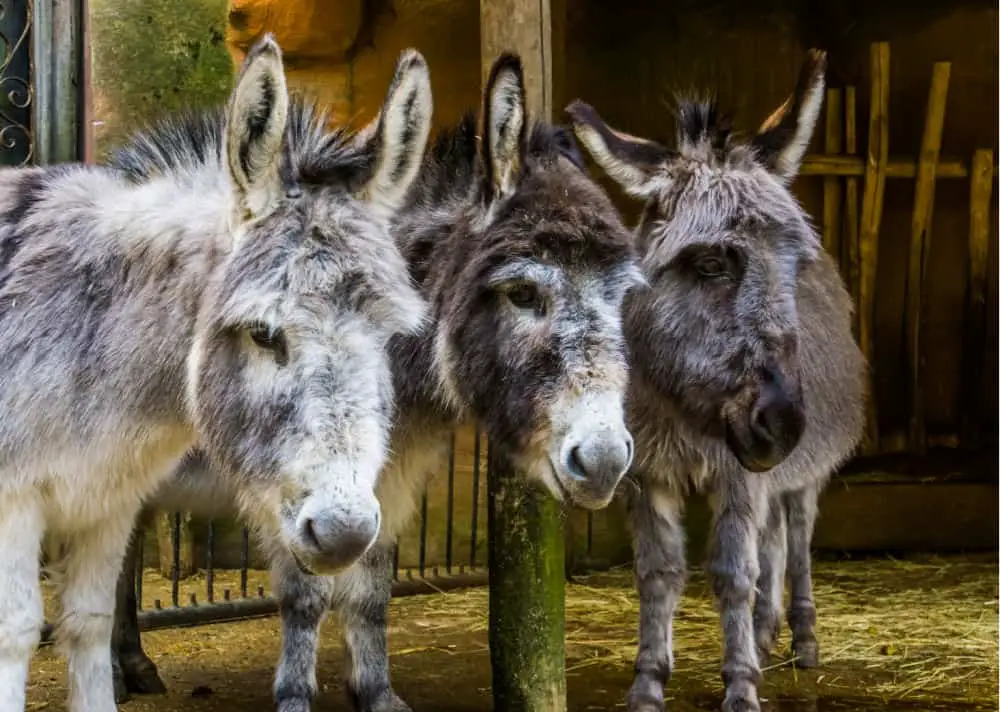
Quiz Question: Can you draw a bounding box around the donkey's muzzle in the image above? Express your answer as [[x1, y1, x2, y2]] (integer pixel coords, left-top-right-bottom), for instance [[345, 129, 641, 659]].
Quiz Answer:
[[295, 495, 381, 575], [559, 429, 635, 509], [726, 369, 805, 473]]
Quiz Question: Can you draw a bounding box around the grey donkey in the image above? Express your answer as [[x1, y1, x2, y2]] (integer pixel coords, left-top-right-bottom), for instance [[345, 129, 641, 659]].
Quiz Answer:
[[0, 35, 435, 712], [109, 52, 643, 712], [567, 49, 865, 712]]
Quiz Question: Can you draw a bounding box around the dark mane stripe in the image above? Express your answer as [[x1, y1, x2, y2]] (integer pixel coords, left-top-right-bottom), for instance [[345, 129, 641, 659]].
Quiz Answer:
[[108, 95, 373, 190], [675, 98, 733, 152]]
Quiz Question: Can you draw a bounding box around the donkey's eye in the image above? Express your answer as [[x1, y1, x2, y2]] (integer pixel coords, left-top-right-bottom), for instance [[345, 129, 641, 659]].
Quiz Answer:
[[695, 255, 728, 279], [248, 323, 288, 365], [506, 283, 544, 314]]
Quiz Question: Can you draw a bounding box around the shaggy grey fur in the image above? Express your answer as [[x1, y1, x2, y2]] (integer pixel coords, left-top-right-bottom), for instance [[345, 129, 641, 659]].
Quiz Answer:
[[568, 50, 865, 712], [0, 36, 432, 712]]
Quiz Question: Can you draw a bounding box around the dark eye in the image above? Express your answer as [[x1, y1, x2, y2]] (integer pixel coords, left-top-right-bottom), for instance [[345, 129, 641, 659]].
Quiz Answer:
[[248, 323, 288, 365], [506, 283, 544, 314], [695, 254, 729, 279]]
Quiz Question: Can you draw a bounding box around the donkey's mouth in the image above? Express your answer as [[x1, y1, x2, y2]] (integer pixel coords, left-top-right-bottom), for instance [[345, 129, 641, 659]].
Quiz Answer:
[[289, 548, 317, 577], [546, 457, 573, 503]]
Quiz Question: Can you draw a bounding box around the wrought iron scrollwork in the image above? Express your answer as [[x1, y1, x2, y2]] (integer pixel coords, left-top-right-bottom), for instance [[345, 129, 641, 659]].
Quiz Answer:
[[0, 0, 33, 167]]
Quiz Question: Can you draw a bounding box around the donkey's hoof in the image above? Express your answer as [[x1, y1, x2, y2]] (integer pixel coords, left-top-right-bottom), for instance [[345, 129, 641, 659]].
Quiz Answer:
[[123, 664, 168, 695], [277, 698, 311, 712], [627, 672, 665, 712], [626, 693, 664, 712], [721, 681, 760, 712], [792, 637, 820, 669], [366, 691, 413, 712], [113, 670, 132, 704]]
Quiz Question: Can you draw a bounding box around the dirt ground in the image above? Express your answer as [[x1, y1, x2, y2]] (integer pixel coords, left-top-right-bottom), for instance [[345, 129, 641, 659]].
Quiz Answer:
[[28, 555, 997, 711]]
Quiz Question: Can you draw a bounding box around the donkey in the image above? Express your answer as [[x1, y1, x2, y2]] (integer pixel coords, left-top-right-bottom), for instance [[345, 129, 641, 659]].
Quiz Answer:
[[567, 50, 865, 712], [108, 52, 643, 712], [0, 35, 434, 712]]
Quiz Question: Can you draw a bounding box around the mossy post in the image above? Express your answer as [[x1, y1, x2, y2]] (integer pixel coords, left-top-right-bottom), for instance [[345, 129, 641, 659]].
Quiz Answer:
[[487, 445, 567, 711], [480, 2, 568, 706]]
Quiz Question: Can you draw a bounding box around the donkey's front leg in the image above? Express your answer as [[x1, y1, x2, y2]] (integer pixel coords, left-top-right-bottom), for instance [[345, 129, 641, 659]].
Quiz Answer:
[[271, 551, 334, 712], [339, 542, 409, 712], [112, 515, 167, 701], [57, 511, 137, 712], [709, 478, 767, 712], [625, 481, 687, 712], [0, 496, 44, 712], [752, 493, 787, 665], [783, 485, 820, 668]]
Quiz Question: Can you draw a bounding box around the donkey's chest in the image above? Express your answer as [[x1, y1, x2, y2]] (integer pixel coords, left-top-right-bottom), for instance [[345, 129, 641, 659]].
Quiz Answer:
[[38, 423, 195, 532], [377, 417, 455, 540]]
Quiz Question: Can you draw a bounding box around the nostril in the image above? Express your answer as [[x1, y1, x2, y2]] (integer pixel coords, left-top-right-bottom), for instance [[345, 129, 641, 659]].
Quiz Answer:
[[624, 434, 635, 467], [567, 445, 587, 480], [302, 518, 321, 551]]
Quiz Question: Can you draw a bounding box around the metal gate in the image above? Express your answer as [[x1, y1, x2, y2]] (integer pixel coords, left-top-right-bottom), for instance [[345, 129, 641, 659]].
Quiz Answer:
[[0, 0, 85, 168]]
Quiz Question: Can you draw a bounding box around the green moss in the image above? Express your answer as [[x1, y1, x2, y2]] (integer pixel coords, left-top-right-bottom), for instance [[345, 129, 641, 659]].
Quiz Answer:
[[89, 0, 233, 158]]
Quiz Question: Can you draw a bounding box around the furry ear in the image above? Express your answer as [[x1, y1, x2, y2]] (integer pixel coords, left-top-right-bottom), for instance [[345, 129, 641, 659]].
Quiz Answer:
[[565, 99, 673, 198], [225, 33, 289, 222], [751, 49, 827, 183], [480, 53, 527, 202], [356, 49, 434, 220]]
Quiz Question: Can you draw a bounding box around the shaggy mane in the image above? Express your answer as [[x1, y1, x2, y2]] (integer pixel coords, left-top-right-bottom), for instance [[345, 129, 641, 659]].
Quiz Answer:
[[412, 111, 587, 202], [108, 95, 373, 189]]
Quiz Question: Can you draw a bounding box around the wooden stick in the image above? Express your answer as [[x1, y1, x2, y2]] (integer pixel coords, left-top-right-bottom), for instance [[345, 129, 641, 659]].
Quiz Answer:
[[905, 62, 951, 454], [844, 86, 861, 339], [822, 89, 844, 263], [858, 41, 890, 454], [960, 149, 995, 447]]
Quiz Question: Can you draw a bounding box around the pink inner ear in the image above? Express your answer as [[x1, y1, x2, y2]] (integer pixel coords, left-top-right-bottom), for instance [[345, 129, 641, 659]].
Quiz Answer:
[[758, 95, 793, 134]]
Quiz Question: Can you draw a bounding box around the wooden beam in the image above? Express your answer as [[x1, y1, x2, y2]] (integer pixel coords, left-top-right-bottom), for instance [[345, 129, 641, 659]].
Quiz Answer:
[[800, 153, 979, 178], [480, 3, 566, 711], [960, 149, 995, 448], [822, 88, 843, 263], [905, 62, 950, 454], [858, 41, 890, 454], [843, 86, 861, 339]]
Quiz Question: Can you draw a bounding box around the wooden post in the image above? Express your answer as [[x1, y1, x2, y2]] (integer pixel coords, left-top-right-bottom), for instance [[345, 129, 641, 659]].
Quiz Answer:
[[487, 445, 567, 712], [858, 42, 890, 454], [960, 149, 995, 447], [480, 2, 567, 710], [843, 86, 861, 339], [904, 62, 950, 454], [822, 88, 843, 264]]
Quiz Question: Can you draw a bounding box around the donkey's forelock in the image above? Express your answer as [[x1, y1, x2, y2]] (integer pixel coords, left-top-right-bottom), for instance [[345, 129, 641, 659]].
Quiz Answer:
[[110, 96, 372, 193]]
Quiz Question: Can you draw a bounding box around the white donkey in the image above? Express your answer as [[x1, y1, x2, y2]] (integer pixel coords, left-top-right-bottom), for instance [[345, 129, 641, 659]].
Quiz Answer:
[[0, 35, 433, 712]]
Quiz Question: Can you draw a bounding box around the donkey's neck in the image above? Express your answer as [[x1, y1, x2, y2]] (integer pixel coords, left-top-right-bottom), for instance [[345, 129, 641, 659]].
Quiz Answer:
[[43, 165, 230, 423]]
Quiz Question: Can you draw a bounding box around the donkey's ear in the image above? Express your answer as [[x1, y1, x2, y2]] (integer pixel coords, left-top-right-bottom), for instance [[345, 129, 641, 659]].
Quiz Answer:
[[566, 100, 673, 199], [357, 49, 433, 220], [751, 49, 827, 183], [481, 53, 527, 202], [225, 34, 290, 220]]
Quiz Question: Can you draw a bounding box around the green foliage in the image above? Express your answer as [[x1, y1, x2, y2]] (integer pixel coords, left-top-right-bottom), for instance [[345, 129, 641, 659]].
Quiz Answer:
[[89, 0, 233, 158]]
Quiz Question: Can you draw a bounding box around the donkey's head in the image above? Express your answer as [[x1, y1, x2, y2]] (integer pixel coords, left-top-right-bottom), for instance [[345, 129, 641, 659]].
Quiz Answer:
[[187, 38, 431, 572], [427, 55, 642, 509], [568, 51, 827, 472]]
